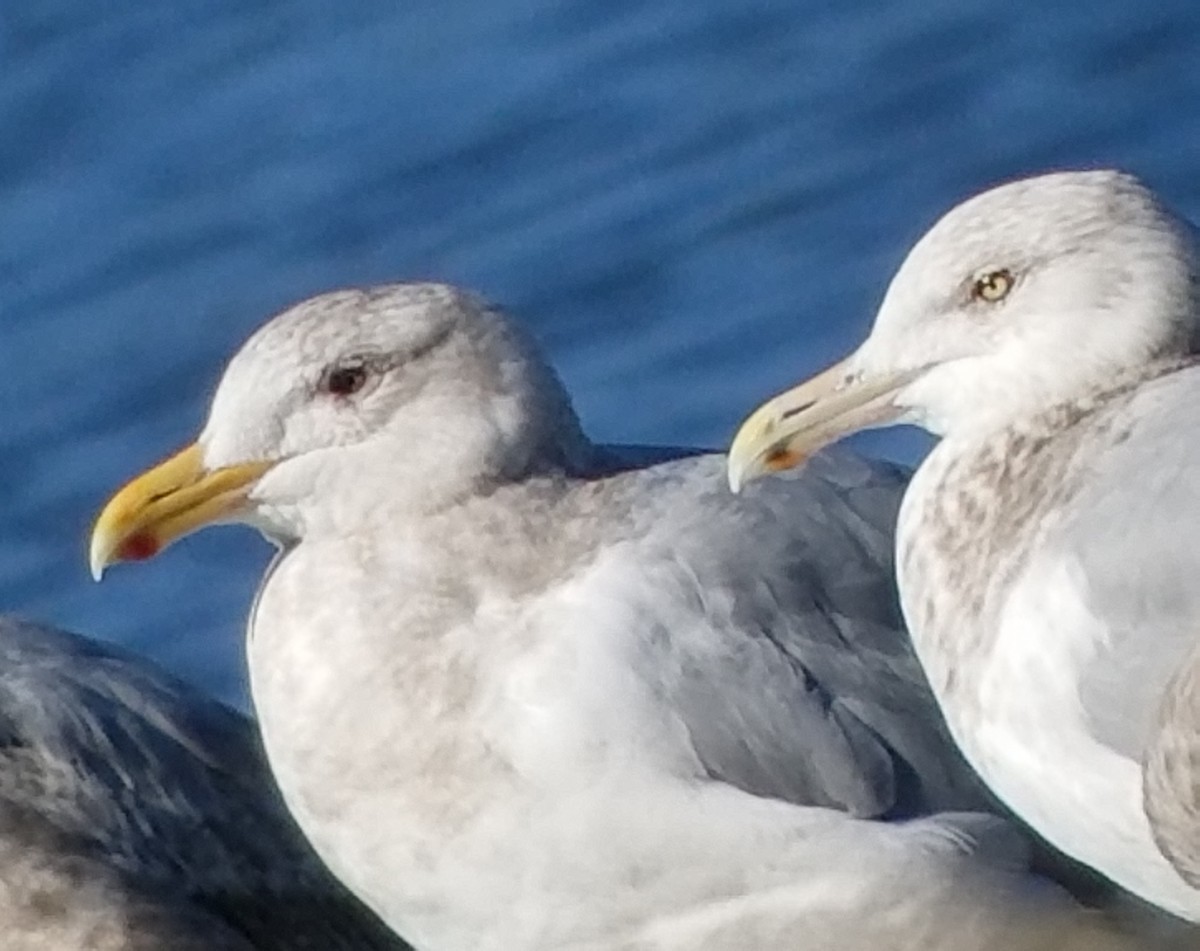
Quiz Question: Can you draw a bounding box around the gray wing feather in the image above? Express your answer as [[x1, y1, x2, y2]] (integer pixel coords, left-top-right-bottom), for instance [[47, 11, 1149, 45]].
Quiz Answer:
[[0, 617, 408, 951], [1049, 369, 1200, 760], [1036, 368, 1200, 887], [604, 448, 994, 820], [584, 444, 1141, 910]]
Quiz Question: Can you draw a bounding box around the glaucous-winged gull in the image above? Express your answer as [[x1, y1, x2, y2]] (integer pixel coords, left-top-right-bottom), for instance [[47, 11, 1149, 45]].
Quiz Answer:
[[0, 615, 405, 950], [728, 170, 1200, 922], [90, 282, 1174, 949]]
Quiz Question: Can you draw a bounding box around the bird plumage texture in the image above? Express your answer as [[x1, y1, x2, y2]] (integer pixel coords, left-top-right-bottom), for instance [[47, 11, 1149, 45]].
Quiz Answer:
[[0, 616, 406, 951], [92, 282, 1191, 948]]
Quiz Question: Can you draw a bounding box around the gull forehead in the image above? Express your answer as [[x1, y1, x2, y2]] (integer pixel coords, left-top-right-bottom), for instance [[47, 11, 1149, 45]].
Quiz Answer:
[[922, 170, 1163, 242], [862, 168, 1200, 369], [199, 281, 526, 458], [891, 169, 1188, 284], [229, 282, 481, 375]]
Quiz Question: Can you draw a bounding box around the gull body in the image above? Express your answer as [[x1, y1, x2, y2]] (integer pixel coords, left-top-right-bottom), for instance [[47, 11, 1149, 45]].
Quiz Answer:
[[0, 616, 405, 950], [93, 283, 1177, 949], [728, 170, 1200, 921]]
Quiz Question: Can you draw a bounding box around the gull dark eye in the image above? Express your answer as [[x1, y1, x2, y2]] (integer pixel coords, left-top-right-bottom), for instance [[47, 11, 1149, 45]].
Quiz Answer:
[[971, 268, 1015, 303], [321, 362, 369, 397]]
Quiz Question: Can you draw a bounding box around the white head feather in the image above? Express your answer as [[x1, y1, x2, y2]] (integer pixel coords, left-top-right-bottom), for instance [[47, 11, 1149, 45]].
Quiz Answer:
[[855, 170, 1199, 435], [199, 283, 590, 541]]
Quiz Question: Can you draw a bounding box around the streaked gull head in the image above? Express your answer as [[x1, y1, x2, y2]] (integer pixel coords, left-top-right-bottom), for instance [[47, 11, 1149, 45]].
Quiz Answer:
[[729, 170, 1199, 488], [91, 283, 590, 569]]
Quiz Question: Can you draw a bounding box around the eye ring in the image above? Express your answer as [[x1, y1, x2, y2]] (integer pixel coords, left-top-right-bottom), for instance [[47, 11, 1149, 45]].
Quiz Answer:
[[971, 268, 1015, 303], [321, 362, 369, 397]]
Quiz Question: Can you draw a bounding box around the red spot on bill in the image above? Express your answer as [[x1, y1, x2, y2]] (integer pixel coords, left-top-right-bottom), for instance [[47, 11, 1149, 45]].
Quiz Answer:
[[119, 532, 160, 562], [765, 447, 803, 472]]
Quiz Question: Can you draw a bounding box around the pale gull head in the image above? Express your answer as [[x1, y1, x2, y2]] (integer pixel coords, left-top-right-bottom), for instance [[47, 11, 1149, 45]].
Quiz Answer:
[[91, 283, 591, 568], [729, 170, 1200, 487]]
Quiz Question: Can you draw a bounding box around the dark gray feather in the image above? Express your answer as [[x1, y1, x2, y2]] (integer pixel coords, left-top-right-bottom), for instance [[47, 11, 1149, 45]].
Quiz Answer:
[[0, 616, 408, 950]]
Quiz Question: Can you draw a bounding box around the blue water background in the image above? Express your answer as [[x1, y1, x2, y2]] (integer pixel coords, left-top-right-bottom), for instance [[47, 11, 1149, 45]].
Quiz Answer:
[[2, 1, 1198, 705]]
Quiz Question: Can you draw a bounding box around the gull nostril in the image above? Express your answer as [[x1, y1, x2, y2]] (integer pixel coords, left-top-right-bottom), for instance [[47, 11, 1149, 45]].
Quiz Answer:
[[780, 400, 816, 420]]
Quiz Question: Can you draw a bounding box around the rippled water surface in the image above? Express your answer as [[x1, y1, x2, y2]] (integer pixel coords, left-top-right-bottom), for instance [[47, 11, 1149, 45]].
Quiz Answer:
[[2, 1, 1199, 704]]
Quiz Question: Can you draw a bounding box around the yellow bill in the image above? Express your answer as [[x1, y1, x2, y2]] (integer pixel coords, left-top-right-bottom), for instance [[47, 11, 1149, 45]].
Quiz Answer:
[[89, 443, 273, 580]]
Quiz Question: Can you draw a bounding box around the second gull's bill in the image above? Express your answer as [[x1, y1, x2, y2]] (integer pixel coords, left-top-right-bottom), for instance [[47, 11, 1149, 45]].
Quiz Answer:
[[728, 169, 1200, 922], [90, 282, 1170, 949]]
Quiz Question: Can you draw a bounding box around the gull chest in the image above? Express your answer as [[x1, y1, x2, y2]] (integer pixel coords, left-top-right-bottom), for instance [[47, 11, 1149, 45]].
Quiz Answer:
[[898, 432, 1120, 806]]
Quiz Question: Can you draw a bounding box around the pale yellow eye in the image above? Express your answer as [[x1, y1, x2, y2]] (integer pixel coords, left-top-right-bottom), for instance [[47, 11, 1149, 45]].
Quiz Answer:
[[971, 269, 1014, 303]]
